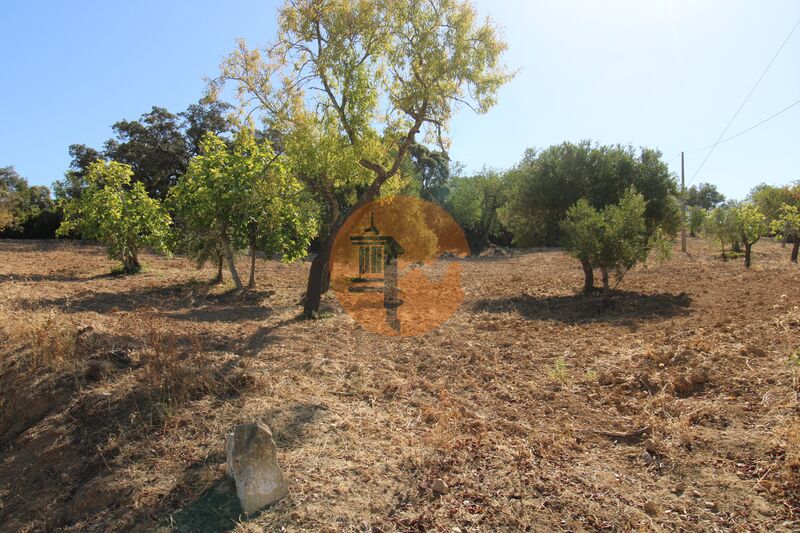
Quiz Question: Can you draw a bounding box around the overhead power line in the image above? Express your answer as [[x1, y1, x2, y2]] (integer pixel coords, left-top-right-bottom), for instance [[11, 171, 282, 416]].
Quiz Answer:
[[688, 15, 800, 185], [666, 96, 800, 168], [686, 96, 800, 155]]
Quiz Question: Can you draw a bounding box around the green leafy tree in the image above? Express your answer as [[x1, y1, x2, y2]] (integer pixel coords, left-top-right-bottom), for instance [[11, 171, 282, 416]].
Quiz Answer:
[[104, 107, 191, 200], [687, 205, 707, 237], [169, 128, 316, 291], [57, 161, 171, 273], [771, 203, 800, 263], [501, 142, 680, 291], [56, 101, 236, 204], [560, 188, 670, 300], [685, 182, 724, 210], [0, 166, 59, 238], [408, 142, 451, 205], [179, 100, 236, 156], [0, 170, 16, 232], [731, 203, 767, 268], [749, 183, 795, 228], [446, 169, 506, 254], [53, 144, 103, 203], [211, 0, 511, 317], [704, 205, 738, 259], [1, 166, 35, 232]]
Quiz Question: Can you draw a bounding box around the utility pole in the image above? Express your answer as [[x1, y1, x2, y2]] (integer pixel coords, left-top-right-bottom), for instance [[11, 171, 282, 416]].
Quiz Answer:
[[681, 151, 687, 253]]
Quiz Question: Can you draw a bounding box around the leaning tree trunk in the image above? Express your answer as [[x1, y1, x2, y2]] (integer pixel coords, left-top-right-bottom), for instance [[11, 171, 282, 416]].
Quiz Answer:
[[247, 222, 258, 289], [221, 231, 243, 291], [580, 257, 594, 294], [791, 239, 799, 263], [744, 243, 752, 268]]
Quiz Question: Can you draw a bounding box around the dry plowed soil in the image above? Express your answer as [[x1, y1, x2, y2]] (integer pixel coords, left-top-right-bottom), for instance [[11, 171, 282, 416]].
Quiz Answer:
[[0, 239, 798, 532]]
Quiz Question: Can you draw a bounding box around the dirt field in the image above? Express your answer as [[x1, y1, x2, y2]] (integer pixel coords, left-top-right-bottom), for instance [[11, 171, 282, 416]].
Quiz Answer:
[[0, 238, 798, 532]]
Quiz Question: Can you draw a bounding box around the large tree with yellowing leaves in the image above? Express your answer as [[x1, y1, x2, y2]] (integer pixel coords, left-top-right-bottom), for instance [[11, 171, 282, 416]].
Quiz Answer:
[[210, 0, 512, 317]]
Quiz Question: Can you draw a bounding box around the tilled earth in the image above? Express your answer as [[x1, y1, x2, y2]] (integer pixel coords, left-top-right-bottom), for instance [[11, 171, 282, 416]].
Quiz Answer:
[[0, 238, 798, 532]]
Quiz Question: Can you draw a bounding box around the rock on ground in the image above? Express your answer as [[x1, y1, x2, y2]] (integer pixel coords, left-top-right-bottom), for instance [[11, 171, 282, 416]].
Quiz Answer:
[[225, 422, 288, 514]]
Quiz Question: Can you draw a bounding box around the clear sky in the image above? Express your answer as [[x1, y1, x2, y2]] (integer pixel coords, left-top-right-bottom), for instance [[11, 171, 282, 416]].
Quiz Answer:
[[1, 0, 798, 200]]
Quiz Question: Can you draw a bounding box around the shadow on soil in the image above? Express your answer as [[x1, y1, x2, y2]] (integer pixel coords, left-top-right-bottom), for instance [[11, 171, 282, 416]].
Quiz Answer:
[[0, 272, 120, 284], [15, 281, 294, 324], [162, 402, 326, 533], [473, 290, 692, 324], [0, 338, 312, 531]]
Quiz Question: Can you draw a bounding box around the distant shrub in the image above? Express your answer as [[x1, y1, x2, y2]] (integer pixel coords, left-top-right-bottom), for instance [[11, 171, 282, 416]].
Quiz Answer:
[[57, 160, 171, 273]]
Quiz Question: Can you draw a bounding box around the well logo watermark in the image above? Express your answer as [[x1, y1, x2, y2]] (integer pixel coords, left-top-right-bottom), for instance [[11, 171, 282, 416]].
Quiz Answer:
[[331, 196, 469, 336]]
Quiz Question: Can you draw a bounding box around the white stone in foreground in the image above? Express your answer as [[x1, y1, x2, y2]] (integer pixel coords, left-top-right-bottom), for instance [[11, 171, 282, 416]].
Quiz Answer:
[[225, 422, 288, 513]]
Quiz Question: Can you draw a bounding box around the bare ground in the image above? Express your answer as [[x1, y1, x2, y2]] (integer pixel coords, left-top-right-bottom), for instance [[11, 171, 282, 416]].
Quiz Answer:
[[0, 238, 798, 532]]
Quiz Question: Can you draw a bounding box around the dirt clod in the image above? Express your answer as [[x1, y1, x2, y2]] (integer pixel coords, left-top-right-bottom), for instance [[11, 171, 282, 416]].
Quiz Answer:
[[432, 478, 449, 495]]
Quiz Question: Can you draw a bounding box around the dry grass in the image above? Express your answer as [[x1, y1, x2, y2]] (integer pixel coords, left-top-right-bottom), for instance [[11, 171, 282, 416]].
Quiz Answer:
[[0, 238, 799, 532]]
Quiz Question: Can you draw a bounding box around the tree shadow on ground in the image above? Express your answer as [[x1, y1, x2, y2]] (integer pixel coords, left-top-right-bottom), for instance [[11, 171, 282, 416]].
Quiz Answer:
[[0, 272, 119, 284], [162, 476, 244, 533], [472, 290, 692, 324], [160, 402, 327, 532], [0, 345, 266, 531], [16, 281, 295, 325], [15, 280, 205, 313]]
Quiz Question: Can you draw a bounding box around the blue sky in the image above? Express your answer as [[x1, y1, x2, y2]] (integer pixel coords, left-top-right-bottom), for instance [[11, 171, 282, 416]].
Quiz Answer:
[[1, 0, 798, 200]]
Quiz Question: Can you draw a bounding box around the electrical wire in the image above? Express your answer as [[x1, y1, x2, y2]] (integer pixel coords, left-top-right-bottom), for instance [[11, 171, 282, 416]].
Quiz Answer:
[[666, 96, 800, 169], [688, 15, 800, 185], [687, 96, 800, 155]]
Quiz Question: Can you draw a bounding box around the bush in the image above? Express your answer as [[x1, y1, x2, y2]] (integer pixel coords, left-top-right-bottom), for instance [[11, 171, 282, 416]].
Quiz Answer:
[[560, 188, 671, 298], [57, 160, 171, 273], [501, 142, 680, 247]]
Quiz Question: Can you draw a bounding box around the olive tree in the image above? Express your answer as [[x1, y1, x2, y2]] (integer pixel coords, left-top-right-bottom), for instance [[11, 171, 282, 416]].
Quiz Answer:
[[446, 170, 506, 254], [704, 205, 739, 260], [560, 188, 670, 300], [749, 184, 794, 228], [732, 203, 767, 268], [502, 142, 680, 292], [687, 205, 706, 237], [771, 204, 800, 263], [210, 0, 511, 317], [57, 161, 171, 273]]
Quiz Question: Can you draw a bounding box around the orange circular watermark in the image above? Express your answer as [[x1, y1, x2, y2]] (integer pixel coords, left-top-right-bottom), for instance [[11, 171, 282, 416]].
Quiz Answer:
[[331, 196, 470, 336]]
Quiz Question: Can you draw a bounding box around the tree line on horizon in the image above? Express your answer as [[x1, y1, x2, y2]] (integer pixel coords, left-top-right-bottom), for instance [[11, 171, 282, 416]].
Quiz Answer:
[[1, 0, 799, 311]]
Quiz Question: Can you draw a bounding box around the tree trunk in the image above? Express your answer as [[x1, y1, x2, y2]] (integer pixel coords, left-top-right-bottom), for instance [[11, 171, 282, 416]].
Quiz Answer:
[[580, 257, 594, 294], [303, 235, 335, 318], [721, 243, 727, 261], [600, 268, 611, 304], [791, 240, 799, 263], [321, 262, 331, 293], [213, 254, 224, 284], [123, 247, 141, 273], [744, 243, 752, 268], [248, 245, 256, 289], [221, 232, 243, 291], [247, 222, 258, 289]]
